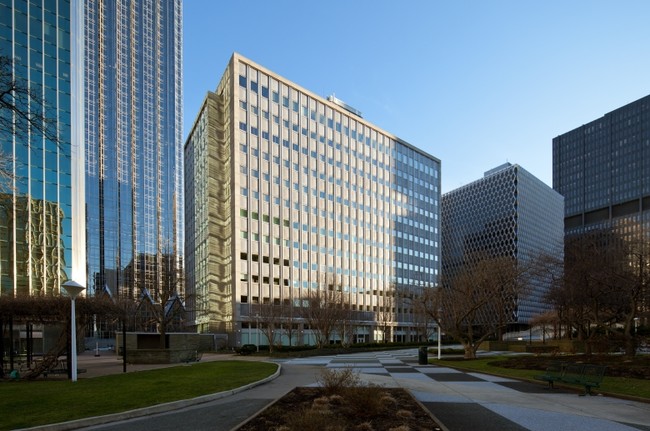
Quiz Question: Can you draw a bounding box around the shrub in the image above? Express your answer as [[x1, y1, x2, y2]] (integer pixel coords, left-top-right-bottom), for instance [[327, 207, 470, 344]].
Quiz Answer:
[[317, 368, 361, 395]]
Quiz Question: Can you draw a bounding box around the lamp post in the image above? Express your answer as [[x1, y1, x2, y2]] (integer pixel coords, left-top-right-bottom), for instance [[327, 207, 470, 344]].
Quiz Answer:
[[255, 314, 260, 352], [62, 280, 85, 382], [437, 322, 442, 360]]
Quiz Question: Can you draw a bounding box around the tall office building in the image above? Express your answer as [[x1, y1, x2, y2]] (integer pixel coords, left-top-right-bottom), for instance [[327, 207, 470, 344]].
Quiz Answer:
[[0, 0, 85, 296], [553, 95, 650, 242], [441, 163, 564, 324], [84, 0, 184, 301], [185, 54, 440, 345]]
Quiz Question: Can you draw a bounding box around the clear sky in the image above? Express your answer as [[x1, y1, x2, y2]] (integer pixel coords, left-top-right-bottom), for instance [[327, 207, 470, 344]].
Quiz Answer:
[[183, 0, 650, 193]]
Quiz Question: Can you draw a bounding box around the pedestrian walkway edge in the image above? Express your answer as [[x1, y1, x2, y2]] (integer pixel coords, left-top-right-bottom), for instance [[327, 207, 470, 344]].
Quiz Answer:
[[17, 363, 282, 431]]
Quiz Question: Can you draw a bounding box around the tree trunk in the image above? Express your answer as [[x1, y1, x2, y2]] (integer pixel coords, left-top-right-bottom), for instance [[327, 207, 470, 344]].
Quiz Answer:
[[463, 344, 476, 359]]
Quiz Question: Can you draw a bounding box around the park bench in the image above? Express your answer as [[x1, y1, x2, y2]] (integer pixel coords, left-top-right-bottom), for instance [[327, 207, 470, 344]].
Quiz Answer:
[[535, 362, 606, 396], [533, 361, 566, 389]]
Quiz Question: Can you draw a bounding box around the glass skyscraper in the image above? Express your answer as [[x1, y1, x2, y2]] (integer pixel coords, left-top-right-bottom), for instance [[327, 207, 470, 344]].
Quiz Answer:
[[84, 0, 184, 301], [0, 0, 85, 296], [441, 163, 564, 324], [185, 54, 440, 344], [553, 95, 650, 243]]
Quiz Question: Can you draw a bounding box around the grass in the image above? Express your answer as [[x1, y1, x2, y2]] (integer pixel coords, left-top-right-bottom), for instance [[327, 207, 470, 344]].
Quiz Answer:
[[435, 356, 650, 400], [0, 361, 278, 430]]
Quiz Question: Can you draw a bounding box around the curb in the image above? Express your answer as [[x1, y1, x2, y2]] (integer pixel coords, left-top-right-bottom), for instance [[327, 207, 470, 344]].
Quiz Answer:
[[18, 363, 282, 431]]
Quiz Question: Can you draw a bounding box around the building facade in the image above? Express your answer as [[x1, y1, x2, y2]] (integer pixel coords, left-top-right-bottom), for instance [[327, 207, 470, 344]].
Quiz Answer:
[[84, 0, 184, 301], [185, 54, 441, 345], [0, 0, 85, 296], [553, 95, 650, 242], [441, 163, 564, 325]]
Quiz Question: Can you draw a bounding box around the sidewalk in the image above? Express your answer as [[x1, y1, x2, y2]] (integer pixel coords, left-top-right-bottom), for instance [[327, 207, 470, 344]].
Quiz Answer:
[[31, 349, 650, 431]]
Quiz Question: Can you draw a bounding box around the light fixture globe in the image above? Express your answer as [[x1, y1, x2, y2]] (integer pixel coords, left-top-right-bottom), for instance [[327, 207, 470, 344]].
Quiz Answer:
[[62, 280, 85, 299]]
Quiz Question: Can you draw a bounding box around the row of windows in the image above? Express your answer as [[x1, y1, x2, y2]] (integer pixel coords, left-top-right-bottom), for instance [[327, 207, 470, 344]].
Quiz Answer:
[[238, 118, 437, 193], [240, 150, 436, 210], [238, 74, 438, 178]]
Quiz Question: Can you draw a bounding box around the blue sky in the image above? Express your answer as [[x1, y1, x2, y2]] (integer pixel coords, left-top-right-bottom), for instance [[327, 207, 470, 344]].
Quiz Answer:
[[183, 0, 650, 193]]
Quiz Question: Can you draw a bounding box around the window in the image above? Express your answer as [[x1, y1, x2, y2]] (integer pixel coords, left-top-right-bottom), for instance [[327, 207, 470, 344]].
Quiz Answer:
[[251, 81, 258, 93], [239, 75, 246, 87]]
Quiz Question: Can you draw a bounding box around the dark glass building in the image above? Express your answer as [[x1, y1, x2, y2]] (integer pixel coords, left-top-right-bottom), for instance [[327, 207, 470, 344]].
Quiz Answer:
[[441, 163, 564, 324], [553, 95, 650, 242]]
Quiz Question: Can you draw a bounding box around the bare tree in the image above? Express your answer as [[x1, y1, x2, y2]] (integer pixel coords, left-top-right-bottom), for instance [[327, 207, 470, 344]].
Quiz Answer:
[[277, 300, 300, 347], [546, 230, 649, 356], [132, 252, 187, 349], [421, 256, 529, 359], [375, 286, 396, 343], [411, 288, 437, 342], [529, 311, 559, 343], [255, 302, 283, 353], [300, 277, 349, 348]]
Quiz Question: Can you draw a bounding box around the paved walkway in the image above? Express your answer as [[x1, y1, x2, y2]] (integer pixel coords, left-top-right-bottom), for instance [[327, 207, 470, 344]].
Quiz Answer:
[[286, 349, 650, 431], [29, 349, 650, 431]]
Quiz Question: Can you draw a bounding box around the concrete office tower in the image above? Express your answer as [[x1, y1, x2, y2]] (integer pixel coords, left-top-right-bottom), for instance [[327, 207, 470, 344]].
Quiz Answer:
[[553, 95, 650, 241], [0, 0, 85, 296], [185, 54, 441, 345], [441, 163, 564, 325], [84, 0, 184, 301]]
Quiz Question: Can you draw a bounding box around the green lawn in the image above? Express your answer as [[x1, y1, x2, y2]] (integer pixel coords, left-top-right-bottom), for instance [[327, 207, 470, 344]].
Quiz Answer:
[[435, 356, 650, 400], [0, 361, 278, 430]]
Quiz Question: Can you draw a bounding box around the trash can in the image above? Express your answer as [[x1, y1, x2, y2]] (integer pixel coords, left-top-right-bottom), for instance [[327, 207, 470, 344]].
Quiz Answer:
[[418, 346, 428, 365]]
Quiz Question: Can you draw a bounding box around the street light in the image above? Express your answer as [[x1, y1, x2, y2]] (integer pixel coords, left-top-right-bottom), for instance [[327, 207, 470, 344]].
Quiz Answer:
[[62, 280, 85, 382], [255, 314, 260, 352], [437, 322, 442, 360]]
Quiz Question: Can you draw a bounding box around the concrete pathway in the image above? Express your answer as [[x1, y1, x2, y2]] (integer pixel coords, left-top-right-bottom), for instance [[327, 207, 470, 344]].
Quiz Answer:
[[24, 349, 650, 431], [286, 349, 650, 431]]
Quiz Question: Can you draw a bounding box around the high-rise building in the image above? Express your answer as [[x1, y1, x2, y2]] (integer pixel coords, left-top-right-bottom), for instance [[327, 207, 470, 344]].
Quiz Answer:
[[84, 0, 184, 301], [185, 54, 441, 345], [553, 95, 650, 242], [0, 0, 85, 296], [441, 163, 564, 324]]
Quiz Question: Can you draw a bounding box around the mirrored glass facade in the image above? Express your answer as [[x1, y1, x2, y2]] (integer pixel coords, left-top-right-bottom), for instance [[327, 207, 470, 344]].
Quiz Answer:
[[441, 163, 564, 323], [185, 54, 441, 344], [84, 0, 183, 300], [0, 0, 79, 296]]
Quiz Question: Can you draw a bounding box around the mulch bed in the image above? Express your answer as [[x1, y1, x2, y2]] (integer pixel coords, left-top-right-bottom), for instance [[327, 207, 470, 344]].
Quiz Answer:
[[236, 386, 443, 431]]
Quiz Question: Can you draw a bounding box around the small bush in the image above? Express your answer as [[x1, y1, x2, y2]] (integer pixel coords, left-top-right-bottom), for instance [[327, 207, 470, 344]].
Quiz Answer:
[[317, 368, 361, 394]]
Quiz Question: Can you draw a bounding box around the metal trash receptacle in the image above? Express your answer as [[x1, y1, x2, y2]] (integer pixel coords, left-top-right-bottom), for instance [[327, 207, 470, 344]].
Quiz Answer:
[[418, 346, 428, 365]]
